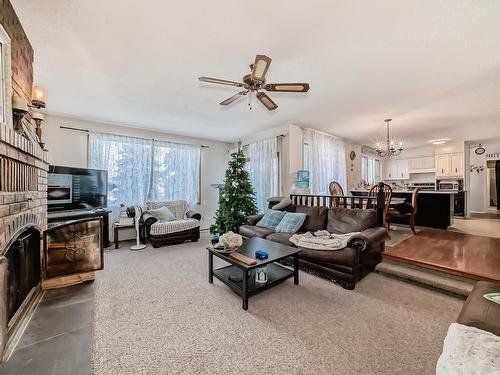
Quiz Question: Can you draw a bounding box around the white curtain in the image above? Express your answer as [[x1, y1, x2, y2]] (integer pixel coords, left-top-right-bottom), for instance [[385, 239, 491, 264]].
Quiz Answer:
[[150, 140, 200, 206], [89, 132, 201, 207], [303, 129, 347, 195], [89, 133, 153, 206], [246, 137, 279, 213]]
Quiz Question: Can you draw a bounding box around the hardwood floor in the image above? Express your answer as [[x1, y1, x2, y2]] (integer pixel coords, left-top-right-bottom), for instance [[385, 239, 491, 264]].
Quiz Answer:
[[383, 229, 500, 282]]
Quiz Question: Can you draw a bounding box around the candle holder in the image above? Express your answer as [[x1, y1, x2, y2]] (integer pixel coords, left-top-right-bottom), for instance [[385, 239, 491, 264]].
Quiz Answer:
[[32, 112, 45, 148]]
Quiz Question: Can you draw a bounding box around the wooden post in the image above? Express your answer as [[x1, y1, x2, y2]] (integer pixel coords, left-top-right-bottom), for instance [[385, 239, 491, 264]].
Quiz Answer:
[[376, 182, 385, 227]]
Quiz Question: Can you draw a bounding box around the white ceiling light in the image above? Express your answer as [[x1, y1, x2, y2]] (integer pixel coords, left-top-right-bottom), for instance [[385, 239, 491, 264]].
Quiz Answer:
[[431, 139, 448, 145]]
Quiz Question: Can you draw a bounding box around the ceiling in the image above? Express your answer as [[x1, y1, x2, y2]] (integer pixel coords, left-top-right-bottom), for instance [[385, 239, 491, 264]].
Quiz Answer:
[[11, 0, 500, 146]]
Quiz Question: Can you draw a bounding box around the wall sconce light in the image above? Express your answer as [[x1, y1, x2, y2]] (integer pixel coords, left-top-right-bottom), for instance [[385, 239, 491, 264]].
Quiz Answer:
[[12, 95, 28, 134], [32, 112, 45, 148], [31, 85, 47, 109]]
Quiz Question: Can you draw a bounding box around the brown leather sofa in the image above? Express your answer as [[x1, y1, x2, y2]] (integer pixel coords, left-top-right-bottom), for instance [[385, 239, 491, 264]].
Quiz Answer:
[[457, 281, 500, 336], [239, 205, 387, 289]]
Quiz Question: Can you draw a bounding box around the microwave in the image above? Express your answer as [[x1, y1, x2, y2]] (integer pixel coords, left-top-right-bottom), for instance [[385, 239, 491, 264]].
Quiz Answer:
[[438, 180, 461, 191]]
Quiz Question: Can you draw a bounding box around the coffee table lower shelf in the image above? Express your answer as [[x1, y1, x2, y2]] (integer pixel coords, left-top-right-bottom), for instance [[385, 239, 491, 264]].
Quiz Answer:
[[212, 263, 295, 309]]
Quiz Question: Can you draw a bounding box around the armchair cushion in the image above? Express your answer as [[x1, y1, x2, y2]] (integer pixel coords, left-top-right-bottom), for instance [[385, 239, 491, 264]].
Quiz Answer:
[[186, 210, 202, 221], [148, 206, 176, 222], [146, 200, 189, 220], [150, 218, 200, 236], [141, 212, 158, 226], [348, 227, 388, 252]]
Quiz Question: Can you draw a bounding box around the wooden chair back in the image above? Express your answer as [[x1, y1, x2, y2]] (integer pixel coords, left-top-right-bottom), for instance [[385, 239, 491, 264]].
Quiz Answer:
[[328, 181, 344, 196], [369, 183, 392, 217], [411, 187, 421, 215]]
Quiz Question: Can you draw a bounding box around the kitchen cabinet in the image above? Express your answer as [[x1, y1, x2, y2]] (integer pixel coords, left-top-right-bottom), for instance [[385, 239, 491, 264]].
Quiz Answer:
[[383, 159, 409, 180], [396, 159, 409, 179], [450, 153, 464, 176], [383, 160, 398, 180], [435, 152, 464, 177], [408, 157, 435, 173]]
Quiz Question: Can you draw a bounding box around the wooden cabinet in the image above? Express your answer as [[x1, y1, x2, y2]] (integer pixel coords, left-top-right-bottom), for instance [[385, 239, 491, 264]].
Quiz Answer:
[[383, 159, 409, 180], [450, 153, 464, 176], [396, 159, 409, 180], [435, 153, 464, 177], [383, 160, 397, 180], [408, 157, 435, 173]]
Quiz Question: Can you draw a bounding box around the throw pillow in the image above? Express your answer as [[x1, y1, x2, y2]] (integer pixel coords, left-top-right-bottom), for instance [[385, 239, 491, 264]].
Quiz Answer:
[[256, 210, 286, 230], [149, 206, 176, 223], [275, 212, 307, 233]]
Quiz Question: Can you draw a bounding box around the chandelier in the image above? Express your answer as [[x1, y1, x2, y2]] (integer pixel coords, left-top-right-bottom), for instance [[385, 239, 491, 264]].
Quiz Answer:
[[375, 118, 403, 158]]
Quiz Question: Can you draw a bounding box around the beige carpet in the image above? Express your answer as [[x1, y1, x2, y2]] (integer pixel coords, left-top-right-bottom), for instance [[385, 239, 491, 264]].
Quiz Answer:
[[386, 225, 419, 247], [92, 234, 462, 375]]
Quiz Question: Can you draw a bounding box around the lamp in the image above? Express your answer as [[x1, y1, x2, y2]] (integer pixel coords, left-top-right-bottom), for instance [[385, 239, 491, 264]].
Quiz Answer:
[[31, 85, 47, 109], [375, 119, 404, 158], [12, 95, 28, 134]]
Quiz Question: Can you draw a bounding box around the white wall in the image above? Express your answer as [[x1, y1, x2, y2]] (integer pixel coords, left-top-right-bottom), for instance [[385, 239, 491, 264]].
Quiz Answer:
[[43, 114, 230, 231]]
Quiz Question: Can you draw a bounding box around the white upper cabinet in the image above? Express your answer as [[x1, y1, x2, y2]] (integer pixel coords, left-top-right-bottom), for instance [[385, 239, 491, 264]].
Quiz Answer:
[[396, 159, 409, 180], [383, 159, 409, 180], [435, 152, 464, 177], [408, 156, 435, 173]]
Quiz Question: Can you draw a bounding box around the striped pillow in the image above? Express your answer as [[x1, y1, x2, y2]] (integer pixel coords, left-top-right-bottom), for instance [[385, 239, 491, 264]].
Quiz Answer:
[[256, 210, 286, 230], [275, 212, 307, 233]]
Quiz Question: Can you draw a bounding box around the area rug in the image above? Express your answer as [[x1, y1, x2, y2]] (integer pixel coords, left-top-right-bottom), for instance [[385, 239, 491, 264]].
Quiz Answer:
[[91, 235, 462, 375]]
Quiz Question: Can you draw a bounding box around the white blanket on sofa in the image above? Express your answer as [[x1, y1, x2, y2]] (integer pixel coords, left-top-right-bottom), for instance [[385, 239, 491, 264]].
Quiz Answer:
[[289, 230, 359, 251], [436, 323, 500, 375]]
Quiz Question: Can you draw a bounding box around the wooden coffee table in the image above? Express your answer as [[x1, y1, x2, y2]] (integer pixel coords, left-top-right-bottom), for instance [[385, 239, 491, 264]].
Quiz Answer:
[[207, 237, 301, 310]]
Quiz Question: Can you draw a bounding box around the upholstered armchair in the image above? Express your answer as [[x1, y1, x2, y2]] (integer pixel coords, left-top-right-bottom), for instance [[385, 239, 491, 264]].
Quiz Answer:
[[132, 200, 201, 248]]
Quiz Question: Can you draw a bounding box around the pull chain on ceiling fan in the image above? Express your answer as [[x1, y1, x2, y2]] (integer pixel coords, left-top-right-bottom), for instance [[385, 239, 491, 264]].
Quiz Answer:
[[199, 54, 310, 111]]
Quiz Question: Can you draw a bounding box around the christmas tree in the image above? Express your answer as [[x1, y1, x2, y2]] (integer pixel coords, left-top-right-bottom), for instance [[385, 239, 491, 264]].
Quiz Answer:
[[210, 150, 257, 234]]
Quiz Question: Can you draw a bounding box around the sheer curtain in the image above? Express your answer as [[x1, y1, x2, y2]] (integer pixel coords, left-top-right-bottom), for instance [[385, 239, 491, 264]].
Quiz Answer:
[[89, 132, 201, 207], [150, 140, 200, 206], [246, 137, 279, 213], [303, 129, 347, 195], [89, 132, 153, 206]]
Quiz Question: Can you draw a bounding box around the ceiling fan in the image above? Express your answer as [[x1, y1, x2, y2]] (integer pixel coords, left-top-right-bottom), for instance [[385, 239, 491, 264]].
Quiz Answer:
[[199, 54, 310, 111]]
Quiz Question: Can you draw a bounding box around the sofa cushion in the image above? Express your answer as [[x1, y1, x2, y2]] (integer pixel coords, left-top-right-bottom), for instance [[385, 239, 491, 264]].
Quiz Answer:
[[256, 210, 286, 230], [147, 200, 189, 220], [275, 212, 307, 233], [150, 218, 199, 235], [265, 232, 295, 246], [298, 246, 358, 268], [239, 225, 274, 238], [294, 205, 328, 232], [327, 207, 377, 234], [148, 206, 176, 223]]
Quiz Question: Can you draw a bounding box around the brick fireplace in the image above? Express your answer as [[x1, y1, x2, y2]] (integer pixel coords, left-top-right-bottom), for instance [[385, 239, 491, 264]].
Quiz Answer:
[[0, 0, 49, 359], [0, 124, 48, 359]]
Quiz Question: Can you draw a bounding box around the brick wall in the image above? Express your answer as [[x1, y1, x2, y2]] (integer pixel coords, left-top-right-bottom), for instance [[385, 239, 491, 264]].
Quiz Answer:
[[0, 0, 47, 357]]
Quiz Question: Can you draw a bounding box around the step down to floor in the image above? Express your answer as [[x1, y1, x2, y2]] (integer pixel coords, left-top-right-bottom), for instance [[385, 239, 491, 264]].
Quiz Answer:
[[375, 259, 475, 297]]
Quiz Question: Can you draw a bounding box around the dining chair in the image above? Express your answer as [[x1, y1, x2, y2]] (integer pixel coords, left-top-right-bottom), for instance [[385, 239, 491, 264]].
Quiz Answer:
[[387, 187, 421, 234]]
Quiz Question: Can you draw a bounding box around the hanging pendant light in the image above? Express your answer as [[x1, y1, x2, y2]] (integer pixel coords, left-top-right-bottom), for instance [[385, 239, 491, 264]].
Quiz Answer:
[[375, 119, 403, 158]]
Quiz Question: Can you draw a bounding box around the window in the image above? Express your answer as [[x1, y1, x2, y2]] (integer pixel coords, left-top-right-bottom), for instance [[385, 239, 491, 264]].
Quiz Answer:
[[89, 132, 200, 207], [361, 156, 381, 185], [303, 129, 347, 194], [244, 137, 279, 213]]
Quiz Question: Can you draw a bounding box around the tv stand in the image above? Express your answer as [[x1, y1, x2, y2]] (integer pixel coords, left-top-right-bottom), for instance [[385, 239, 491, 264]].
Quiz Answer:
[[47, 209, 111, 248]]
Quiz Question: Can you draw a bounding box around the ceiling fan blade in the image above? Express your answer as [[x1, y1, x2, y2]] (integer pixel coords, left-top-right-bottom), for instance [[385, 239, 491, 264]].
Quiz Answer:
[[251, 55, 272, 81], [219, 91, 248, 105], [256, 92, 278, 111], [264, 83, 310, 92], [199, 77, 243, 87]]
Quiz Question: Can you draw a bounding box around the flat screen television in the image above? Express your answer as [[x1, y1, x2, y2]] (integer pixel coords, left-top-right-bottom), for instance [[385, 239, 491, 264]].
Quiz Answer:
[[47, 166, 107, 212]]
